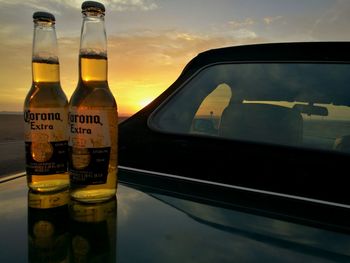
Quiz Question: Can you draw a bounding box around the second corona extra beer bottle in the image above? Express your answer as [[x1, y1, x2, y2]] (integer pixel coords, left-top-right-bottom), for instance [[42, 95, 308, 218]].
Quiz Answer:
[[24, 12, 69, 192], [68, 1, 118, 202]]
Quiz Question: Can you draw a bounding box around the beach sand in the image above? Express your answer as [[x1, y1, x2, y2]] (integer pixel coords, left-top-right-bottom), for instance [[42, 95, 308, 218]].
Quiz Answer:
[[0, 114, 24, 175], [0, 114, 23, 142]]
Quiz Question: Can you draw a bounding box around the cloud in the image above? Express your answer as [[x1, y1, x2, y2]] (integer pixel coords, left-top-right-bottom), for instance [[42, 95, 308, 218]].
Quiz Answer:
[[0, 24, 22, 38], [59, 0, 159, 11], [232, 29, 258, 39], [107, 0, 158, 11], [228, 18, 255, 29], [0, 0, 65, 14], [308, 0, 350, 40], [222, 18, 258, 40], [263, 1, 350, 42], [263, 16, 283, 25], [0, 0, 158, 12]]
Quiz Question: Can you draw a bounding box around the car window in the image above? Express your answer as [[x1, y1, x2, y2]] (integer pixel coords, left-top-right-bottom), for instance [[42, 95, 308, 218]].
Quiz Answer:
[[150, 63, 350, 152]]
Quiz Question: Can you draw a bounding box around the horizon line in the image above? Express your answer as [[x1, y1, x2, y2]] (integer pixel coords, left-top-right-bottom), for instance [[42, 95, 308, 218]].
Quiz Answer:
[[0, 111, 131, 117]]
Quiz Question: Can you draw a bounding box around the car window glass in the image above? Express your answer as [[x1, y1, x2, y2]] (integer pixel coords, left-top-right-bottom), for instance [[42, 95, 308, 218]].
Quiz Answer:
[[150, 63, 350, 153]]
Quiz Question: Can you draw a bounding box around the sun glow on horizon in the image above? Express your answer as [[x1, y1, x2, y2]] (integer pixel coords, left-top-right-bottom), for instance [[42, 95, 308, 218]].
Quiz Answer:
[[139, 98, 153, 108]]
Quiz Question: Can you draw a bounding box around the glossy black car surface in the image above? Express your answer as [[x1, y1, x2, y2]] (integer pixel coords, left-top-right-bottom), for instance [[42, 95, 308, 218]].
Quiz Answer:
[[2, 172, 350, 262]]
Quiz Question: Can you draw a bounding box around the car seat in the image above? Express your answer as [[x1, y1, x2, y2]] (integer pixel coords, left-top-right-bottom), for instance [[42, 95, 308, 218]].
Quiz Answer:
[[334, 135, 350, 153], [219, 103, 303, 146]]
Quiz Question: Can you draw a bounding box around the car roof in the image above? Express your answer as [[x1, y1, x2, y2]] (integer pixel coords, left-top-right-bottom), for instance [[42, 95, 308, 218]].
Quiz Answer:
[[182, 42, 350, 75]]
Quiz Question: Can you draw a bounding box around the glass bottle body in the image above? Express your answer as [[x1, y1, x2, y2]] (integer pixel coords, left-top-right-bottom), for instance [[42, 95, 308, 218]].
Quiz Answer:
[[25, 15, 69, 192], [69, 4, 118, 202], [69, 54, 118, 203]]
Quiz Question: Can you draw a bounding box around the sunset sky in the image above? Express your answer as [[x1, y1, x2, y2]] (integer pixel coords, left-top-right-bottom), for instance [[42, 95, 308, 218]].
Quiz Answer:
[[1, 0, 350, 116]]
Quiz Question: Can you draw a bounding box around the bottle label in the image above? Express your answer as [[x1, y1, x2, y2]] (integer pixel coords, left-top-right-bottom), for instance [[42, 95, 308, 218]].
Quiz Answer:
[[68, 108, 111, 185], [24, 108, 68, 175]]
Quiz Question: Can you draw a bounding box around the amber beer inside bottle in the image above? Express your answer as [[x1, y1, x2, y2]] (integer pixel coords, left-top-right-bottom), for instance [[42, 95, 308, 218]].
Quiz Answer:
[[69, 1, 118, 202], [32, 59, 60, 83], [80, 53, 107, 82], [25, 12, 69, 192]]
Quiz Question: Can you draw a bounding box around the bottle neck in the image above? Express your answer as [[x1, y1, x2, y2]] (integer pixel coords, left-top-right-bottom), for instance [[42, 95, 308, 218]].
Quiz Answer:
[[79, 13, 107, 82], [32, 21, 59, 83]]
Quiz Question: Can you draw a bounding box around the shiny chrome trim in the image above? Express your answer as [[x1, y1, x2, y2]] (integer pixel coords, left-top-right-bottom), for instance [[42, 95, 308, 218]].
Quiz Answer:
[[0, 172, 26, 183], [119, 165, 350, 209]]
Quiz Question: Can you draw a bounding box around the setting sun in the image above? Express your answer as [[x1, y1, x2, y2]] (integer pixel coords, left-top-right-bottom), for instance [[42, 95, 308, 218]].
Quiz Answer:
[[139, 98, 153, 108]]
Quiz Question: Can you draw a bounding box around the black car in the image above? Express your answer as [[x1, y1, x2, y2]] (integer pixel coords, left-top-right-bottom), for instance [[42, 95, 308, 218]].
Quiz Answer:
[[119, 42, 350, 205], [118, 41, 350, 235]]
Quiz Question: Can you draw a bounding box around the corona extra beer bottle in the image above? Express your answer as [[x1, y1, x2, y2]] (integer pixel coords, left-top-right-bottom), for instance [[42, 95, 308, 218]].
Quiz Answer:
[[24, 12, 69, 192], [68, 1, 118, 202]]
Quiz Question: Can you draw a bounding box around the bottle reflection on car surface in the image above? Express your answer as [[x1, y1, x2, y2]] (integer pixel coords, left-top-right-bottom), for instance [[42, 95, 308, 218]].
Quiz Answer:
[[27, 189, 70, 262], [69, 197, 117, 262], [27, 189, 117, 262]]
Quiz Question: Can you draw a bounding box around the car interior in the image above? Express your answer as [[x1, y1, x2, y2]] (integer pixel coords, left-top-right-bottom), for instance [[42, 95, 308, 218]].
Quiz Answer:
[[219, 102, 303, 146], [151, 63, 350, 153]]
